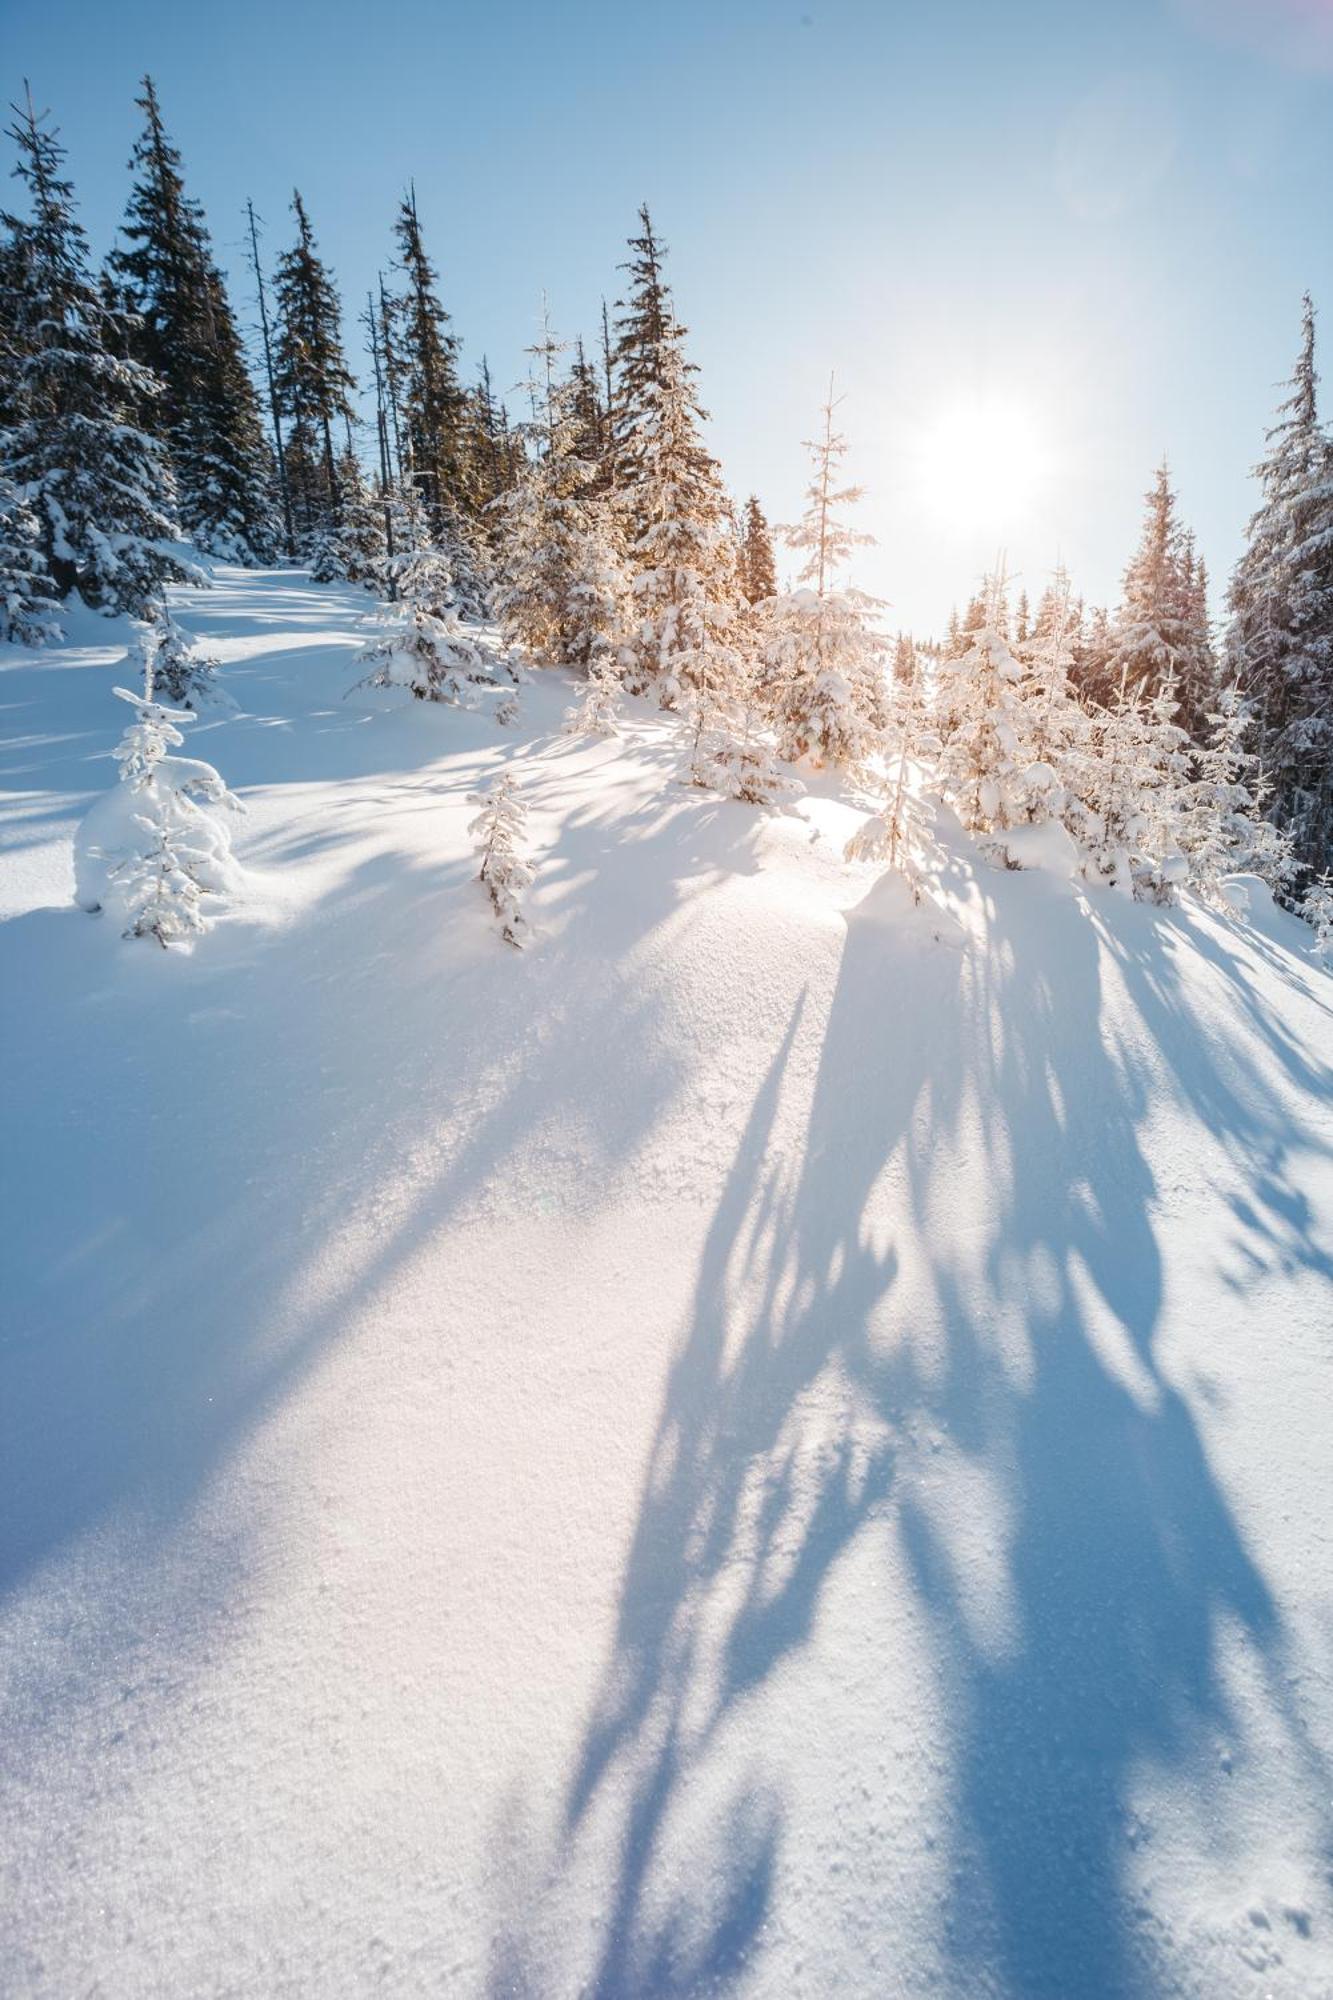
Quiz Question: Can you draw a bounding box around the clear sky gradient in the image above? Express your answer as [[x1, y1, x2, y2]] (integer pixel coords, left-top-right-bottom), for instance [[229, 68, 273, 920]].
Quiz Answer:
[[5, 0, 1333, 632]]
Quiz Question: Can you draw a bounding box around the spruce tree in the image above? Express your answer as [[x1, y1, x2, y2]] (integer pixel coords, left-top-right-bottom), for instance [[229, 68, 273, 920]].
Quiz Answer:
[[1109, 461, 1212, 739], [272, 191, 356, 543], [491, 310, 630, 674], [738, 494, 778, 604], [1, 90, 197, 613], [108, 79, 277, 563], [610, 208, 739, 705], [0, 470, 61, 642], [1226, 294, 1333, 877], [388, 189, 468, 531], [754, 391, 886, 766], [936, 570, 1063, 839]]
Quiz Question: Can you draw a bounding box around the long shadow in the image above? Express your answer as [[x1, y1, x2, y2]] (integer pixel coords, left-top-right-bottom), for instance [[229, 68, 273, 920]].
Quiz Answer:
[[0, 733, 768, 1778], [492, 863, 1333, 1996]]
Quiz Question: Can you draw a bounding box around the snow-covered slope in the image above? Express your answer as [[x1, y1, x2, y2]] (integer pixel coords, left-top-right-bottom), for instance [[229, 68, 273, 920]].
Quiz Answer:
[[2, 570, 1332, 2000]]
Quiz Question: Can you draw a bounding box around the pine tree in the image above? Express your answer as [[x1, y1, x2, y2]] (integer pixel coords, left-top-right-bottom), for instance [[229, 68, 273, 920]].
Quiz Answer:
[[566, 338, 610, 490], [844, 671, 942, 904], [1298, 872, 1333, 962], [272, 191, 356, 543], [388, 189, 468, 531], [468, 772, 533, 946], [108, 79, 277, 562], [681, 639, 802, 808], [75, 623, 243, 942], [0, 470, 61, 642], [936, 569, 1068, 842], [148, 601, 221, 706], [610, 204, 673, 527], [491, 308, 630, 673], [754, 391, 886, 767], [1071, 670, 1192, 901], [563, 654, 622, 737], [1180, 684, 1294, 900], [1, 90, 198, 614], [1226, 294, 1333, 878], [1109, 461, 1213, 741], [354, 546, 502, 704], [738, 494, 778, 604], [611, 207, 739, 706]]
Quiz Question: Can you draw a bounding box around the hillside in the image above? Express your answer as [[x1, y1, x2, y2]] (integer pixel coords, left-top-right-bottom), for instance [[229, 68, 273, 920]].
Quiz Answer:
[[2, 568, 1333, 1999]]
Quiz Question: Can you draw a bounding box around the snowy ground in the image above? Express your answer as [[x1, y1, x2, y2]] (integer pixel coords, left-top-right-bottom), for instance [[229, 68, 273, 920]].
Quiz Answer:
[[3, 568, 1333, 1999]]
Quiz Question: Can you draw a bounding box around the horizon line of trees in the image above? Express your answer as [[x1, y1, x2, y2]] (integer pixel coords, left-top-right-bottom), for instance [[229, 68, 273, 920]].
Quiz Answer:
[[2, 75, 1332, 910]]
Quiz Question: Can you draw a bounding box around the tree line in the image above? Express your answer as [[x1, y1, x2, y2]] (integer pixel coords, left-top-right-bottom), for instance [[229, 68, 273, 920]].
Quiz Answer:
[[2, 76, 1332, 946]]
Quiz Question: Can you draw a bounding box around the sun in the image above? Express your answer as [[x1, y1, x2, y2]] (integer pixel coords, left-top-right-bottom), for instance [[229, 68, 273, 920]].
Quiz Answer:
[[916, 399, 1051, 531]]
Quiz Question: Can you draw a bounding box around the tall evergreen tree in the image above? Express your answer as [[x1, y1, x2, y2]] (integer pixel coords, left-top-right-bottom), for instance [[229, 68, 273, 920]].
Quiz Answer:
[[389, 189, 468, 528], [107, 79, 276, 562], [610, 206, 739, 704], [610, 204, 673, 525], [491, 309, 629, 672], [271, 191, 356, 543], [0, 470, 60, 641], [1, 90, 196, 613], [755, 392, 886, 765], [738, 494, 778, 604], [1226, 294, 1333, 875], [1109, 461, 1212, 738]]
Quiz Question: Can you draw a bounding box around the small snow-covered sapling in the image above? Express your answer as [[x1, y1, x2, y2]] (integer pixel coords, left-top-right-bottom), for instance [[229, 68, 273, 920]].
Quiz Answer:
[[467, 772, 535, 947]]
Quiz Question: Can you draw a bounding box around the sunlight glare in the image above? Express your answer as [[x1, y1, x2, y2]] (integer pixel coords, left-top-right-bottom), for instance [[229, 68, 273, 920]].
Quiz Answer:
[[917, 400, 1052, 533]]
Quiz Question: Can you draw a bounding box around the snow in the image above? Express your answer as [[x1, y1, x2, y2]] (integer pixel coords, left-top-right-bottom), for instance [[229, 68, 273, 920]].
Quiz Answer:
[[3, 567, 1333, 1998]]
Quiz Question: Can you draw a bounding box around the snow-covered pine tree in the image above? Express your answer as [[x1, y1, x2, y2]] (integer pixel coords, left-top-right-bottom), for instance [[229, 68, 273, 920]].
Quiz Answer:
[[565, 338, 611, 494], [892, 632, 918, 684], [468, 772, 533, 946], [1108, 461, 1213, 743], [753, 391, 887, 768], [75, 623, 243, 943], [1226, 294, 1333, 879], [107, 78, 277, 563], [610, 206, 740, 705], [681, 636, 802, 809], [1015, 563, 1089, 808], [936, 568, 1068, 849], [148, 601, 221, 706], [468, 355, 521, 520], [1071, 602, 1114, 707], [1073, 669, 1192, 901], [354, 546, 499, 704], [311, 441, 386, 586], [491, 307, 630, 674], [1298, 872, 1333, 962], [1, 91, 199, 615], [1179, 683, 1294, 900], [387, 188, 470, 533], [844, 667, 941, 901], [563, 654, 622, 737], [272, 191, 357, 546], [738, 494, 778, 605], [0, 470, 61, 643]]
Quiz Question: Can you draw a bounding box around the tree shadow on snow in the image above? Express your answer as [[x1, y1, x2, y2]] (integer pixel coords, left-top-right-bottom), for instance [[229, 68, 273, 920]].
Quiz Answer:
[[489, 865, 1333, 1997]]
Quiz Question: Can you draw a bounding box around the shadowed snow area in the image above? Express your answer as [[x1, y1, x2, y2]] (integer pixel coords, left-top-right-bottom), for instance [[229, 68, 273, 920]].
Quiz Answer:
[[2, 569, 1332, 1999]]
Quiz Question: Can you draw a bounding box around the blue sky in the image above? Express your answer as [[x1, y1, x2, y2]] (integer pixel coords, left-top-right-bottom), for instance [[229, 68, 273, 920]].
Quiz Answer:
[[5, 0, 1333, 631]]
